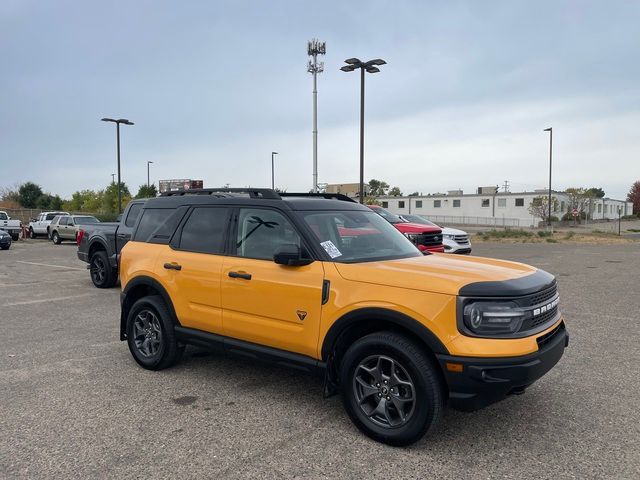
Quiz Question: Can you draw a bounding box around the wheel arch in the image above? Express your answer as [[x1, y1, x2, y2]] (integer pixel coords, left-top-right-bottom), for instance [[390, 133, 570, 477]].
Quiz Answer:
[[321, 308, 451, 397], [88, 238, 109, 259], [120, 276, 179, 341]]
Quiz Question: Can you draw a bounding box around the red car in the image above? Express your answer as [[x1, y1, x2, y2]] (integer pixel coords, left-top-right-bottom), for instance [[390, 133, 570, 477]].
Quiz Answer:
[[367, 205, 444, 253]]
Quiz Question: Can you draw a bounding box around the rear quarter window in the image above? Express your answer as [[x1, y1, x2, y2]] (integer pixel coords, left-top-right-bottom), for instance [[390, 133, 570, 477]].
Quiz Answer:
[[133, 207, 188, 244], [125, 203, 143, 227]]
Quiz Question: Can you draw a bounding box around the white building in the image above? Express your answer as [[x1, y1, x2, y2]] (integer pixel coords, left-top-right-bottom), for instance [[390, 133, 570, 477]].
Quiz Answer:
[[377, 189, 632, 228]]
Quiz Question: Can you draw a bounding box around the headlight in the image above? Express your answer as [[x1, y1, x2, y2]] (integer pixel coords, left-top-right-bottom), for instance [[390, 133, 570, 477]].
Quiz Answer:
[[443, 234, 455, 240], [404, 233, 420, 242], [463, 301, 529, 335]]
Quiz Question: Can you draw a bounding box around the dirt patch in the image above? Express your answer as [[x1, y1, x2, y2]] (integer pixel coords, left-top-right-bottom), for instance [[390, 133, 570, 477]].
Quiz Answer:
[[473, 230, 636, 245]]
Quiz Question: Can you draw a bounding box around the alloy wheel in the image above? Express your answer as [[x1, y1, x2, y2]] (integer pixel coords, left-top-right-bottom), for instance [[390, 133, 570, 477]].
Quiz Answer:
[[91, 256, 106, 284], [353, 355, 416, 428], [132, 309, 163, 358]]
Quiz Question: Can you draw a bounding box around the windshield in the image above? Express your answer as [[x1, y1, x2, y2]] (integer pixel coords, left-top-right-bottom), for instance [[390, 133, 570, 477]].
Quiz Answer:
[[369, 206, 403, 224], [74, 216, 99, 225], [301, 210, 422, 263]]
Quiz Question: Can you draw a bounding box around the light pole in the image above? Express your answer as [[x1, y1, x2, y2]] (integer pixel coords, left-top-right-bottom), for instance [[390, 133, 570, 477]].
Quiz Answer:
[[341, 58, 386, 204], [271, 152, 278, 190], [147, 161, 154, 188], [544, 127, 553, 229], [101, 117, 134, 214], [308, 39, 326, 193], [111, 173, 116, 183]]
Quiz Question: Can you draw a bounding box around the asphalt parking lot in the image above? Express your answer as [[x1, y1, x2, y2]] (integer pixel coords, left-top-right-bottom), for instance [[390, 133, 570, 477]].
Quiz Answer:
[[1, 239, 638, 479]]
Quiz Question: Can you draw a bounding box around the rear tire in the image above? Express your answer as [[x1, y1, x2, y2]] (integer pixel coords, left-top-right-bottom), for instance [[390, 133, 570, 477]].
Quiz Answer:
[[340, 331, 444, 446], [90, 250, 116, 288], [126, 295, 183, 370], [11, 233, 19, 241], [52, 231, 61, 244], [1, 246, 9, 250]]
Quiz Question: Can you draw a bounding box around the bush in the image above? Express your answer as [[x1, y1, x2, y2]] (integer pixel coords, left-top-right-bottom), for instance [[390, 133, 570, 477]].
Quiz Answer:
[[546, 238, 558, 243], [563, 232, 575, 240], [621, 214, 638, 220], [537, 230, 553, 238]]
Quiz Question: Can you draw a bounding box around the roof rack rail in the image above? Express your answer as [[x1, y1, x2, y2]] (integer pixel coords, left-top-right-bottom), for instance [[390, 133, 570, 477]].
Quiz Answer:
[[160, 188, 281, 199], [278, 192, 357, 203]]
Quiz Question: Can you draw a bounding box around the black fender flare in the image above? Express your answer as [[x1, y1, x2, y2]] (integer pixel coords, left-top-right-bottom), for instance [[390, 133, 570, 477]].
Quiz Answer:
[[321, 307, 450, 360], [120, 276, 180, 340]]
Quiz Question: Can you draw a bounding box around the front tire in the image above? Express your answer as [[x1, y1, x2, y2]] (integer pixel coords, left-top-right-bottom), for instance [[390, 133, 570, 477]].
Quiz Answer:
[[340, 331, 444, 446], [90, 250, 116, 288], [29, 227, 37, 238], [51, 231, 61, 244], [126, 296, 183, 371]]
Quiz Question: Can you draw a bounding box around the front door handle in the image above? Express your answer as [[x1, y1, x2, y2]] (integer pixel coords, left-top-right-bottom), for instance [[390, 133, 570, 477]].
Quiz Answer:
[[228, 271, 252, 280], [164, 262, 182, 271]]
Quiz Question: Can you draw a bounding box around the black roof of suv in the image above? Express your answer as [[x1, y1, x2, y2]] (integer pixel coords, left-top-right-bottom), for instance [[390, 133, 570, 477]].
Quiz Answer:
[[145, 188, 367, 211]]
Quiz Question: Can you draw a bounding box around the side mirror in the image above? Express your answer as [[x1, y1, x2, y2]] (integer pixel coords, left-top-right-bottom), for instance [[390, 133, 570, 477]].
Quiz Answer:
[[273, 244, 313, 267]]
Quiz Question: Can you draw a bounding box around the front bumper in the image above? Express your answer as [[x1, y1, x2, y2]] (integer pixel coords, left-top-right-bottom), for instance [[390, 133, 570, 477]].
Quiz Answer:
[[436, 322, 568, 411], [443, 239, 472, 254], [0, 237, 11, 247]]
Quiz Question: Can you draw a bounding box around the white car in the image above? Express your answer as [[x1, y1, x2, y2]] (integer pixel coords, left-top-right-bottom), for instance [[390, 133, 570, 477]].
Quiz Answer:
[[400, 214, 472, 254], [0, 211, 22, 240], [28, 211, 69, 238]]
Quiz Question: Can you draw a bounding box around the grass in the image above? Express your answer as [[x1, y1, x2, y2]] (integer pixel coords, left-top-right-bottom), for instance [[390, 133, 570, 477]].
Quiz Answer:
[[563, 231, 575, 240], [627, 228, 640, 233]]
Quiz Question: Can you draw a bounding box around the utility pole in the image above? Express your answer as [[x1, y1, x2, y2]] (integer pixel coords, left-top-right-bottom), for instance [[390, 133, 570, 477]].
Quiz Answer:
[[308, 39, 326, 193], [147, 161, 153, 188], [271, 152, 278, 190], [101, 117, 134, 214], [503, 180, 510, 192], [111, 173, 116, 183], [544, 127, 553, 230]]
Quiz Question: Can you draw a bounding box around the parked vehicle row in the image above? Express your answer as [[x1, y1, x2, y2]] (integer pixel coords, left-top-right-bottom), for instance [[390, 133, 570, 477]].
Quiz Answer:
[[400, 214, 472, 254], [48, 214, 100, 244], [0, 211, 22, 241], [28, 211, 69, 238]]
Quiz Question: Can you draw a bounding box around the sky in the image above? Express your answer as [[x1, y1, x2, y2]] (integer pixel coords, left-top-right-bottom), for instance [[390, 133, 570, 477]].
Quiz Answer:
[[1, 0, 639, 200]]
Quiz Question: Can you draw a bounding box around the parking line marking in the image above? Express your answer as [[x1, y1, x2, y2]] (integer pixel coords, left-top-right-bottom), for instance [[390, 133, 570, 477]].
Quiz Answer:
[[2, 293, 97, 307], [16, 261, 85, 271]]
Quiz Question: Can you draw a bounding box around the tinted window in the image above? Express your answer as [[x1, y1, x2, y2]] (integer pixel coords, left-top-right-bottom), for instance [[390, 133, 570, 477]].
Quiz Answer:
[[515, 198, 524, 207], [59, 217, 69, 225], [125, 203, 143, 228], [415, 201, 422, 208], [134, 209, 173, 242], [434, 200, 441, 208], [74, 216, 99, 225], [179, 207, 229, 254], [236, 208, 300, 260], [0, 213, 7, 221], [45, 213, 57, 221], [453, 200, 461, 207], [481, 199, 490, 207]]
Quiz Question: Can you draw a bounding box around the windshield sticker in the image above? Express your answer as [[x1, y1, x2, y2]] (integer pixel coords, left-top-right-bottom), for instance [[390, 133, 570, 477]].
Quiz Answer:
[[320, 240, 342, 258]]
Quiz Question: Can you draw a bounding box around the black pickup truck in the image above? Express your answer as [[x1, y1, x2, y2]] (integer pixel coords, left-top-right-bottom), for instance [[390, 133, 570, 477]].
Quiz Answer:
[[77, 200, 146, 288]]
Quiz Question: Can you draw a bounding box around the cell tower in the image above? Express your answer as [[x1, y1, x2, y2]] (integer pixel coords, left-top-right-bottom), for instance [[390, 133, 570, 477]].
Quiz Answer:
[[308, 39, 326, 193]]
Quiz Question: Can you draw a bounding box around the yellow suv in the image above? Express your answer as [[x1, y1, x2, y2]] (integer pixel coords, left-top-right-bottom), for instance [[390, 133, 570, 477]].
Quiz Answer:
[[119, 189, 568, 445]]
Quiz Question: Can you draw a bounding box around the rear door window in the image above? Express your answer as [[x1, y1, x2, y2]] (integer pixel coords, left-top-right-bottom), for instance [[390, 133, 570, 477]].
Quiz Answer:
[[178, 207, 230, 254], [59, 217, 68, 226]]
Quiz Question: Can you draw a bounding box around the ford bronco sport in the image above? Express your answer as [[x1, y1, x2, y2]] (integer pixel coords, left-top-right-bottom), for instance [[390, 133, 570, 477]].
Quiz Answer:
[[119, 189, 568, 446]]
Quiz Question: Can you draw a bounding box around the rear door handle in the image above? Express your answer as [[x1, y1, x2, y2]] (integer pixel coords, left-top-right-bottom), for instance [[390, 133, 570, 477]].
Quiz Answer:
[[228, 271, 252, 280], [164, 262, 182, 271]]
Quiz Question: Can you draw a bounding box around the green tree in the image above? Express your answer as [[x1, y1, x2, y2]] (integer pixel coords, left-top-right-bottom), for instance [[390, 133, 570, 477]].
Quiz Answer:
[[35, 194, 54, 209], [103, 182, 131, 214], [135, 184, 158, 199], [50, 195, 63, 210], [389, 186, 402, 196], [628, 181, 640, 215], [585, 187, 605, 198], [367, 179, 390, 196], [18, 182, 44, 208], [63, 190, 103, 212]]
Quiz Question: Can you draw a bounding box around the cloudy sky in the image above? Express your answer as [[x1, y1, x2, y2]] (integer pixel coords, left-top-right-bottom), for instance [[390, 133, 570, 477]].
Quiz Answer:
[[1, 0, 639, 200]]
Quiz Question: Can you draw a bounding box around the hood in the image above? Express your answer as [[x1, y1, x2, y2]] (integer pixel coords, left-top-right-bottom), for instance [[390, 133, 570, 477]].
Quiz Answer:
[[442, 227, 467, 236], [393, 222, 441, 234], [334, 254, 540, 296]]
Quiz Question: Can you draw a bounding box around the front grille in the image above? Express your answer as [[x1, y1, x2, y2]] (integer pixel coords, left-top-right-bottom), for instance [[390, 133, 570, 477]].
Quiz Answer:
[[414, 234, 442, 247], [536, 321, 565, 349], [453, 235, 469, 244], [524, 283, 557, 307], [522, 304, 559, 330]]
